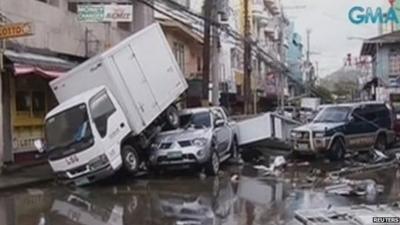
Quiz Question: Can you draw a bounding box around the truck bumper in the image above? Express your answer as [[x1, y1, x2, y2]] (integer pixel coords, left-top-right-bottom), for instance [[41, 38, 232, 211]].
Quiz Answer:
[[57, 163, 120, 186]]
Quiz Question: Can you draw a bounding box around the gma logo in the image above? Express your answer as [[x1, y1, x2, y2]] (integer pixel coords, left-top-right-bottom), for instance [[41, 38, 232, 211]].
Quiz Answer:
[[349, 6, 399, 24]]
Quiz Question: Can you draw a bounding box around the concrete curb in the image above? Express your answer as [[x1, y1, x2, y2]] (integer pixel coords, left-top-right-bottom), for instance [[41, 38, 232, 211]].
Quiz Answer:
[[1, 160, 48, 174], [0, 176, 54, 191]]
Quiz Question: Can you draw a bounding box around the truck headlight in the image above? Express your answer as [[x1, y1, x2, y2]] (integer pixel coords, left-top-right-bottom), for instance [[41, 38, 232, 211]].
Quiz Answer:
[[192, 138, 207, 147], [314, 132, 325, 138], [89, 154, 108, 171]]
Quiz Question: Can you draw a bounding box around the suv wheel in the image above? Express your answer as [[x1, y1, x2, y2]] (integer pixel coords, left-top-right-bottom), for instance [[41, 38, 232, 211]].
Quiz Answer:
[[328, 138, 345, 161], [205, 150, 220, 176], [121, 145, 140, 174], [375, 134, 387, 151], [230, 138, 239, 160]]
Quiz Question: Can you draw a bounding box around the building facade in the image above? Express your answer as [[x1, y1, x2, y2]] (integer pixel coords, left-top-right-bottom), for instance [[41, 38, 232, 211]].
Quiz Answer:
[[361, 31, 400, 87], [0, 0, 132, 164]]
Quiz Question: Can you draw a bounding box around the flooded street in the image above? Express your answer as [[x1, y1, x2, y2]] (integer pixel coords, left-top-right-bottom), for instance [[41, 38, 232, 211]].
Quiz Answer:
[[0, 159, 399, 225]]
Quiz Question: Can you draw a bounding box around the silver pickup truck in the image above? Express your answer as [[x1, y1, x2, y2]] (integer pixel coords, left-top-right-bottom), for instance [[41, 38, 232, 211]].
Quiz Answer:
[[149, 107, 238, 175]]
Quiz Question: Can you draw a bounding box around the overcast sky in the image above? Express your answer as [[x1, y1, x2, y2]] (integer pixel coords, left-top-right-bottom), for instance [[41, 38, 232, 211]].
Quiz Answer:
[[282, 0, 390, 77]]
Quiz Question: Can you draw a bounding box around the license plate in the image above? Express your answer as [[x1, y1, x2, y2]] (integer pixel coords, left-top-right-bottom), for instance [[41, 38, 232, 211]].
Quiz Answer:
[[167, 151, 183, 159], [297, 143, 309, 150]]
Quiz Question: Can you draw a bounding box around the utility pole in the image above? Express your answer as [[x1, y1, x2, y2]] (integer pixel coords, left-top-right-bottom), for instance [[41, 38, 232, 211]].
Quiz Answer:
[[84, 27, 89, 57], [305, 29, 311, 96], [306, 29, 311, 65], [0, 15, 5, 171], [202, 0, 212, 105], [278, 14, 287, 112], [211, 1, 221, 106], [243, 0, 252, 114]]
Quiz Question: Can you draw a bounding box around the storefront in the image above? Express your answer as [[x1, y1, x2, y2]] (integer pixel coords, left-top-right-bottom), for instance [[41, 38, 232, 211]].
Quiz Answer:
[[3, 50, 77, 163]]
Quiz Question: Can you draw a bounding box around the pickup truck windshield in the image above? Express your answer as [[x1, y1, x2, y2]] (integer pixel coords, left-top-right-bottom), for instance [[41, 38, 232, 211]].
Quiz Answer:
[[313, 106, 351, 123], [179, 112, 211, 129], [45, 104, 93, 154]]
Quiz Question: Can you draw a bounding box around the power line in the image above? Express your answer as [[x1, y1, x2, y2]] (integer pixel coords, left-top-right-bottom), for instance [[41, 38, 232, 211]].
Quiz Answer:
[[132, 0, 324, 97]]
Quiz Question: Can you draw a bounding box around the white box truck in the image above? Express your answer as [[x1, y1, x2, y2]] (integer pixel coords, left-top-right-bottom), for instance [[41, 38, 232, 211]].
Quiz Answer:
[[34, 23, 188, 185]]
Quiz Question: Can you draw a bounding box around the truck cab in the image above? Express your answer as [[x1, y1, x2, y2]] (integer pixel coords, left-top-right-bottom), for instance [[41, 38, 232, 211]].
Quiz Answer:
[[40, 86, 130, 186]]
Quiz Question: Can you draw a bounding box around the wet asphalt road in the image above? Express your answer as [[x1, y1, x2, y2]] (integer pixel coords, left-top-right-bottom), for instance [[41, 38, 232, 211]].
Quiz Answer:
[[0, 158, 399, 225]]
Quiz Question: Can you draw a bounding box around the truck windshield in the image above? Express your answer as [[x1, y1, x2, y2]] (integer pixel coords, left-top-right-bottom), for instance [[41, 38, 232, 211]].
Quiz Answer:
[[45, 104, 93, 154], [179, 112, 211, 129], [313, 106, 351, 123]]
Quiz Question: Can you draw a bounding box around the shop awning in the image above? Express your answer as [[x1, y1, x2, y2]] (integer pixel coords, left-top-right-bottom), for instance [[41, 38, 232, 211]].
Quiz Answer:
[[4, 50, 77, 79], [13, 63, 65, 79]]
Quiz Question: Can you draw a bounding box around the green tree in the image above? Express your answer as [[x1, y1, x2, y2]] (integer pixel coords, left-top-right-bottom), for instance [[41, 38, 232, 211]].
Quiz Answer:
[[314, 85, 333, 103]]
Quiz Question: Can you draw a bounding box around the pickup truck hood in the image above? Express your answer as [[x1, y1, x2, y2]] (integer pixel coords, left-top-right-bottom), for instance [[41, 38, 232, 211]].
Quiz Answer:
[[294, 122, 345, 132], [157, 128, 212, 142]]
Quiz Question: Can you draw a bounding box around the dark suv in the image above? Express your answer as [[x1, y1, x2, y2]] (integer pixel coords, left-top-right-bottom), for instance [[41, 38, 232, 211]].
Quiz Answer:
[[290, 102, 395, 160]]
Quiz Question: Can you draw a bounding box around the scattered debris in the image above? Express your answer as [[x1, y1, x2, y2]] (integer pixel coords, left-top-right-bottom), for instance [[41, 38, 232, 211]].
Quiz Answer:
[[329, 153, 400, 178], [295, 203, 400, 225], [270, 156, 286, 170], [325, 179, 384, 197], [253, 165, 274, 176], [230, 174, 240, 183], [287, 161, 310, 167], [322, 159, 330, 164], [396, 153, 400, 161], [199, 172, 206, 180], [253, 155, 287, 176]]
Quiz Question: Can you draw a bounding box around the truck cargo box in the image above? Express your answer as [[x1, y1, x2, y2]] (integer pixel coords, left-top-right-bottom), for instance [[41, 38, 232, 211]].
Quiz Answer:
[[50, 23, 188, 135]]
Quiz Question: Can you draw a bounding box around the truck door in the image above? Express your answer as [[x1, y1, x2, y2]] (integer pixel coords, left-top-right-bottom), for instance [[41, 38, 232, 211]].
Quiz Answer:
[[89, 90, 130, 162], [112, 47, 159, 124]]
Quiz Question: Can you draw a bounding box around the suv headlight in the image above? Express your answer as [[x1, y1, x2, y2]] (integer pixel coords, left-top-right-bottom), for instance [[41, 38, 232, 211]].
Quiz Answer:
[[314, 132, 326, 138], [192, 138, 207, 147], [151, 142, 160, 149], [291, 131, 301, 138]]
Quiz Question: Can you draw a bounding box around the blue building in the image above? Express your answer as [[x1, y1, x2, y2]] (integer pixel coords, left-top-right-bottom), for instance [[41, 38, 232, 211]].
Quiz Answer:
[[286, 23, 304, 95], [361, 31, 400, 88]]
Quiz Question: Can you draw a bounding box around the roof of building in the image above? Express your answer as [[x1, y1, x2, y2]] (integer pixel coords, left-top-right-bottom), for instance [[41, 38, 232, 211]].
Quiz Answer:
[[4, 49, 77, 71], [158, 19, 203, 44], [361, 30, 400, 56]]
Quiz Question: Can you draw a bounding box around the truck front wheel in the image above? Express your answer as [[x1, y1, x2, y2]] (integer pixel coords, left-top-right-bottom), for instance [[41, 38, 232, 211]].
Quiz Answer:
[[121, 145, 140, 174]]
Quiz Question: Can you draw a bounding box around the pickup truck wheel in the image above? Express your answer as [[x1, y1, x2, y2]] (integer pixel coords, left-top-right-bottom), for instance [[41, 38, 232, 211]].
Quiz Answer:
[[164, 106, 179, 129], [121, 145, 140, 174], [328, 139, 345, 161], [374, 134, 387, 151], [205, 151, 220, 176]]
